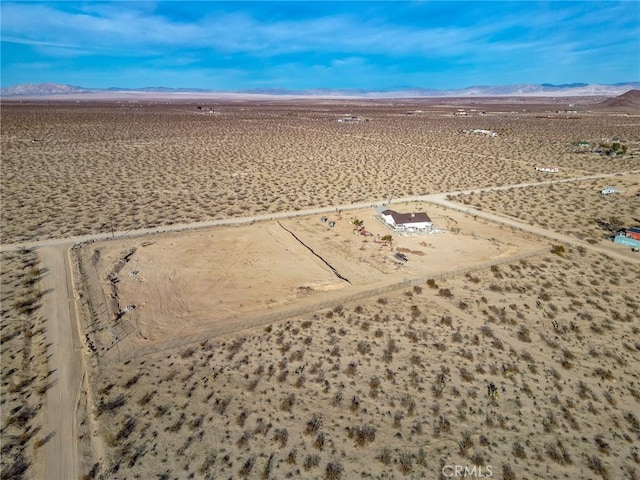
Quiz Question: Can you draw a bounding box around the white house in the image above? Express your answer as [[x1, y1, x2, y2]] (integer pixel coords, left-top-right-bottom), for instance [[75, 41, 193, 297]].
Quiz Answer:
[[601, 187, 619, 195], [534, 165, 559, 173], [380, 209, 433, 232]]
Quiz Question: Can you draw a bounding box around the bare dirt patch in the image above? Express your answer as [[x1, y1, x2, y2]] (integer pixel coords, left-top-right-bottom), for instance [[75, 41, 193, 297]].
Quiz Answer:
[[77, 204, 545, 358]]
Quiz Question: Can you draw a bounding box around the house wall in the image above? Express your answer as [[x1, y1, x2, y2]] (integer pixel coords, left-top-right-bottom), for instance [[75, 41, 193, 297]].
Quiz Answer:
[[381, 214, 396, 226], [397, 222, 432, 230]]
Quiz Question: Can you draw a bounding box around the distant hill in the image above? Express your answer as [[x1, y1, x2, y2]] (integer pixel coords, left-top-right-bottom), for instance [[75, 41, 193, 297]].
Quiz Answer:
[[0, 83, 92, 96], [2, 82, 639, 99], [597, 89, 640, 108]]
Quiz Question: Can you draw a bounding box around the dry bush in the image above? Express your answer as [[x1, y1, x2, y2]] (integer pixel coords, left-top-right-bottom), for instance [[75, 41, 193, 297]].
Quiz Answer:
[[324, 461, 343, 480], [348, 424, 376, 447]]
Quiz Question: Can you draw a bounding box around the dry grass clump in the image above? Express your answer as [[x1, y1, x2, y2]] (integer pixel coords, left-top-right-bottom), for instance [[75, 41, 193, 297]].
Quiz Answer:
[[1, 250, 51, 480]]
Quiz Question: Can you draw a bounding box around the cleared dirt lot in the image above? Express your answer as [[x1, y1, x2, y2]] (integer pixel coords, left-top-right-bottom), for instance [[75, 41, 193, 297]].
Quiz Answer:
[[80, 203, 545, 356]]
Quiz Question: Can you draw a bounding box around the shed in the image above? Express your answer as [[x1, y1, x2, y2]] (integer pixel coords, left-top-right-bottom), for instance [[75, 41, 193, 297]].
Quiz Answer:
[[534, 165, 559, 173], [614, 227, 640, 248]]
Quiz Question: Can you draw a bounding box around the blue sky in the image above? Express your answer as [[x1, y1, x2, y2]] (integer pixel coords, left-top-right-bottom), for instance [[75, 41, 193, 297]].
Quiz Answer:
[[1, 1, 639, 90]]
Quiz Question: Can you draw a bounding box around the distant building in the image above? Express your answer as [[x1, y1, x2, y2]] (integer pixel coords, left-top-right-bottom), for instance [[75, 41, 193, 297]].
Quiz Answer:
[[534, 165, 559, 173], [338, 116, 368, 123], [601, 187, 619, 195], [614, 227, 640, 249], [379, 209, 433, 233]]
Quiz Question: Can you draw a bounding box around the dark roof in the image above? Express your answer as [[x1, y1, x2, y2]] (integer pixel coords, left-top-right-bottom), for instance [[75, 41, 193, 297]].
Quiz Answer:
[[381, 209, 432, 225], [628, 227, 640, 234]]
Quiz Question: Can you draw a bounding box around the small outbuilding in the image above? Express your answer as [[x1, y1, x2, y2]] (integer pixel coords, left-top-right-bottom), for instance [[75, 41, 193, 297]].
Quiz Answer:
[[534, 165, 559, 173], [614, 227, 640, 248]]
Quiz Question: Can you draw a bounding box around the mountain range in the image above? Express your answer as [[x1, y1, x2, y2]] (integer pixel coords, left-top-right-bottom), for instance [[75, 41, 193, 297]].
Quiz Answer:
[[1, 82, 639, 98]]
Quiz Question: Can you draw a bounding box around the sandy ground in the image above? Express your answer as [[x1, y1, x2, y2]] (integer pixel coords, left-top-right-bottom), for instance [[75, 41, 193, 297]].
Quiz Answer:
[[2, 101, 639, 244], [1, 98, 639, 480], [75, 245, 640, 480], [37, 246, 83, 480]]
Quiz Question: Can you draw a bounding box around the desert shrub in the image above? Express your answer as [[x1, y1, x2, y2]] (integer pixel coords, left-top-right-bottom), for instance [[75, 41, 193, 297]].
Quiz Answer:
[[550, 245, 565, 255], [398, 452, 414, 474], [168, 413, 186, 433], [239, 456, 255, 478], [469, 451, 486, 466], [314, 432, 325, 450], [502, 464, 516, 480], [401, 394, 416, 415], [517, 326, 531, 342], [513, 441, 526, 459], [348, 424, 376, 446], [480, 325, 494, 338], [545, 440, 572, 464], [215, 396, 232, 415], [594, 435, 611, 454], [459, 368, 475, 382], [433, 415, 451, 436], [273, 428, 288, 448], [123, 373, 142, 388], [459, 432, 474, 455], [438, 288, 453, 298], [357, 341, 371, 355], [325, 461, 344, 480], [306, 414, 322, 435], [97, 393, 126, 415], [303, 454, 320, 471], [585, 455, 609, 479], [237, 430, 253, 448], [280, 393, 296, 412], [624, 412, 640, 436], [377, 448, 392, 465], [236, 409, 249, 427], [0, 453, 30, 480], [180, 347, 196, 358]]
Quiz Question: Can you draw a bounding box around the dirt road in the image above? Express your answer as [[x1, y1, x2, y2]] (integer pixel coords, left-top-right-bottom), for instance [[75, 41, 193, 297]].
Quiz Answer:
[[37, 246, 83, 480]]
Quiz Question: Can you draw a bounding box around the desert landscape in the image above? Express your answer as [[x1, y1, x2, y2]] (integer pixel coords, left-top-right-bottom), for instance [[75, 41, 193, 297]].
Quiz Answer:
[[2, 94, 640, 480]]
